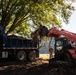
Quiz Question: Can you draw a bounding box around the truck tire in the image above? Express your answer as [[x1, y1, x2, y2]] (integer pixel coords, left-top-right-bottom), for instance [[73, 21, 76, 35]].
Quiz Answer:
[[27, 51, 36, 62], [17, 51, 26, 61]]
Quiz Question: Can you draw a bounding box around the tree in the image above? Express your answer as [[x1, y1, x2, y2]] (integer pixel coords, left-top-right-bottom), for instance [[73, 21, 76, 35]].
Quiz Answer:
[[6, 23, 30, 37], [0, 0, 75, 36]]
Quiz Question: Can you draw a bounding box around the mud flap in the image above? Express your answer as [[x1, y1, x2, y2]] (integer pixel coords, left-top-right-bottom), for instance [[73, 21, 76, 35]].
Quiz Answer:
[[2, 52, 8, 58]]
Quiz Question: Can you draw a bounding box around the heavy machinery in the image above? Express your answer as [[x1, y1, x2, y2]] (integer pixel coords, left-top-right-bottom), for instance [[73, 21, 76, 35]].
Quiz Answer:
[[48, 27, 76, 66], [0, 26, 39, 62], [31, 25, 76, 74], [32, 25, 76, 65]]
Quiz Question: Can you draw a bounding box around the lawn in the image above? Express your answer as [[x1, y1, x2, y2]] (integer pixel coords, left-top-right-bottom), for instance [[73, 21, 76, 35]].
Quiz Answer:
[[39, 54, 50, 59]]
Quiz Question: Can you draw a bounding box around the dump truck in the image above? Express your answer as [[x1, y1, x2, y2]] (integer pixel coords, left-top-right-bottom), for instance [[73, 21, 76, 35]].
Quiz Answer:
[[0, 26, 39, 62]]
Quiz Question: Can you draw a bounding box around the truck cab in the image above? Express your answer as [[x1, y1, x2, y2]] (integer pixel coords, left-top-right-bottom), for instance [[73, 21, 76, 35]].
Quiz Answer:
[[0, 26, 4, 57]]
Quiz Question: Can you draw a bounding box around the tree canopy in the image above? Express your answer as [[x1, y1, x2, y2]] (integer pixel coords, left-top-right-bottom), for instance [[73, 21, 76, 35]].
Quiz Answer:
[[0, 0, 75, 37]]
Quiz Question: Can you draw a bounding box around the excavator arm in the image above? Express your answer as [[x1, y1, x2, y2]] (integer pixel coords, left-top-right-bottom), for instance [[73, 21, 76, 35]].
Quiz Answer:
[[48, 27, 76, 42]]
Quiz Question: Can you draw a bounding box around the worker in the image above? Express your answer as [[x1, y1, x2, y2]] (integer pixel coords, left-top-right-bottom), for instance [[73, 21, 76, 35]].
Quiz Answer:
[[49, 37, 55, 59]]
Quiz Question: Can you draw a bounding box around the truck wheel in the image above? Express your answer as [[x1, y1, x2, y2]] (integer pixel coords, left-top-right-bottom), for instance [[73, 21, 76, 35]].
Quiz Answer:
[[17, 51, 26, 61], [27, 51, 36, 62]]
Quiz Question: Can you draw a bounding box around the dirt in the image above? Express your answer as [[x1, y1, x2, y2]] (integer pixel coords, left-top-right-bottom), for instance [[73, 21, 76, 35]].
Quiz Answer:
[[0, 58, 76, 75]]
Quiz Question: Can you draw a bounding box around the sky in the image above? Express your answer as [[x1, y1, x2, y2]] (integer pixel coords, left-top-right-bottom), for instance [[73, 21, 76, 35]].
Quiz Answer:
[[62, 2, 76, 33]]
